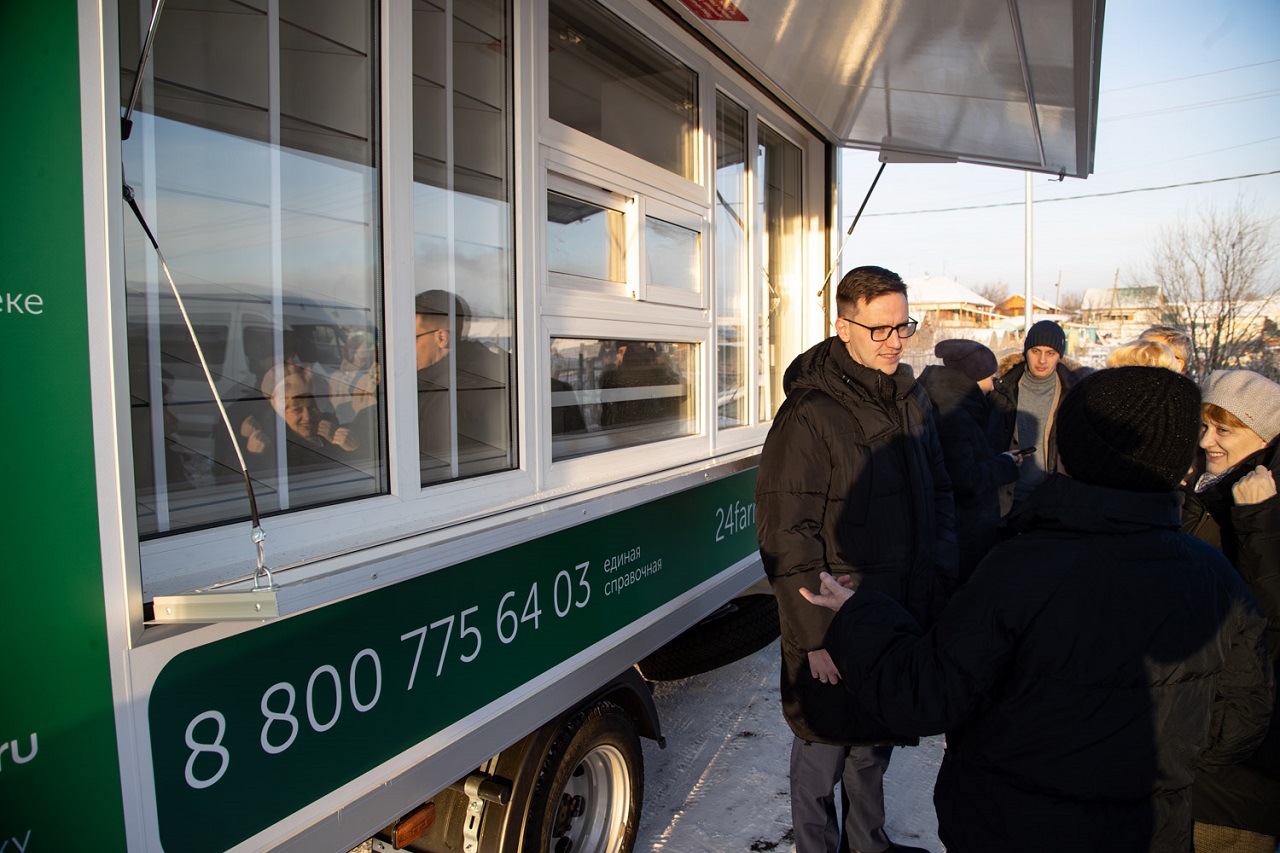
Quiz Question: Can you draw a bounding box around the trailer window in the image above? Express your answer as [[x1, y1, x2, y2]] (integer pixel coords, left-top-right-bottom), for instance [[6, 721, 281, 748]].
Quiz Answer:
[[645, 216, 699, 295], [715, 94, 749, 428], [413, 0, 517, 486], [548, 0, 698, 180], [758, 124, 804, 421], [550, 338, 698, 460], [121, 0, 387, 538], [547, 190, 626, 285]]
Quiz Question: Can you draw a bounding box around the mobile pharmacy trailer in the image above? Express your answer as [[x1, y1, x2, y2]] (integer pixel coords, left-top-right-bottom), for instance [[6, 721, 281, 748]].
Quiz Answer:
[[1, 1, 1101, 851]]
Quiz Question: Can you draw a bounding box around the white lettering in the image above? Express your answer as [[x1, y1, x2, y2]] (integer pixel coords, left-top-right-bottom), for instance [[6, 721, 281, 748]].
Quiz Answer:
[[1, 294, 43, 315], [603, 547, 642, 573], [10, 733, 37, 764], [1, 830, 33, 853], [603, 558, 663, 596]]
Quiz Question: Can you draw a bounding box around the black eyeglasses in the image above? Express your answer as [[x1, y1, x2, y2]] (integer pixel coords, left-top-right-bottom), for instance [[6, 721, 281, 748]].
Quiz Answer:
[[840, 317, 918, 342]]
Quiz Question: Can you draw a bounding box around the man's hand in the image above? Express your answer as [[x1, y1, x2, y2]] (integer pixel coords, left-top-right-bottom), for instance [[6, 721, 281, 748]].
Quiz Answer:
[[799, 571, 856, 612], [807, 648, 841, 685], [1233, 466, 1277, 506]]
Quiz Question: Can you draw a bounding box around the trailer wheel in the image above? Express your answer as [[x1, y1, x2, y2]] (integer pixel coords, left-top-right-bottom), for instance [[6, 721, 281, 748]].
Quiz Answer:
[[522, 700, 642, 853], [635, 593, 779, 682]]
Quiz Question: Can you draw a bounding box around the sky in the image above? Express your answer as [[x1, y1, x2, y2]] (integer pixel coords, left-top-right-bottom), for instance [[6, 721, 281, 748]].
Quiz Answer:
[[837, 0, 1280, 303]]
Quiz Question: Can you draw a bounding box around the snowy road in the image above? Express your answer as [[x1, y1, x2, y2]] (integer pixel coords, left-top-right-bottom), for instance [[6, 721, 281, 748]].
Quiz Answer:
[[636, 639, 944, 853]]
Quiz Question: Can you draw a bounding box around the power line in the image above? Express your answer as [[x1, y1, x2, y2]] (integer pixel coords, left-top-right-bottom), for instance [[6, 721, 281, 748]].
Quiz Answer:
[[1104, 88, 1280, 121], [1103, 58, 1280, 93], [1137, 135, 1280, 168], [857, 171, 1280, 218]]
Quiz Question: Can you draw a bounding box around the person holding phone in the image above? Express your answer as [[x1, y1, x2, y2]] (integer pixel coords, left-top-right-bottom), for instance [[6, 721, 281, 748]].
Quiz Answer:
[[990, 320, 1092, 516], [919, 340, 1023, 584]]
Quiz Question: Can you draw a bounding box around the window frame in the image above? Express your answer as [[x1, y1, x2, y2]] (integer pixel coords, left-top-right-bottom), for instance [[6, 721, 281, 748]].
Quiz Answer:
[[116, 0, 824, 605]]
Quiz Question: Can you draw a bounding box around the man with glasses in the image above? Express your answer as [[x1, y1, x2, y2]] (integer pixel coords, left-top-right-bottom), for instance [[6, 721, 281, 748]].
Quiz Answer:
[[756, 265, 957, 853]]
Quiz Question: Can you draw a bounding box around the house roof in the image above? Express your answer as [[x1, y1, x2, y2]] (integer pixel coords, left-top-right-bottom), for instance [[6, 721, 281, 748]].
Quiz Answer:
[[996, 294, 1057, 312], [906, 276, 994, 307], [1081, 286, 1163, 311]]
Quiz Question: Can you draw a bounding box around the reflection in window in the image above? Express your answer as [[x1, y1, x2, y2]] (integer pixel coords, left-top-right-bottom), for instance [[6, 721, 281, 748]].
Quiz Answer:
[[645, 217, 699, 294], [414, 0, 516, 485], [550, 339, 698, 460], [121, 0, 386, 538], [547, 191, 626, 283], [548, 0, 697, 179], [757, 125, 803, 421], [715, 95, 748, 427]]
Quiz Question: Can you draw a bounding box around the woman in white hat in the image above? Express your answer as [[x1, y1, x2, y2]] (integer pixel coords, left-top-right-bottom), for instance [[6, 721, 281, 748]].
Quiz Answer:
[[1182, 369, 1280, 852]]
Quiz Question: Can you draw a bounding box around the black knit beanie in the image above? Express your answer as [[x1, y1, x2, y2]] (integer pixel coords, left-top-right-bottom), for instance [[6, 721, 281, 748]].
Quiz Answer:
[[1024, 320, 1066, 356], [1056, 366, 1201, 492]]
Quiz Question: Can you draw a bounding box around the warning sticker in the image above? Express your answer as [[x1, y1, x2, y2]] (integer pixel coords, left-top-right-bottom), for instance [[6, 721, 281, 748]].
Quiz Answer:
[[678, 0, 748, 22]]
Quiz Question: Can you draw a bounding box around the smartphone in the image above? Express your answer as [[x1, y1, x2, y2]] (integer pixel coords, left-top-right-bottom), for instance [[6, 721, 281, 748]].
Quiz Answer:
[[1014, 446, 1037, 456]]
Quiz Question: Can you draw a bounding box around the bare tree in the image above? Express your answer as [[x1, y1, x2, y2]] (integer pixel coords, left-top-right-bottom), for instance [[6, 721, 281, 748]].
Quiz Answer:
[[1057, 290, 1083, 316], [1140, 198, 1278, 381], [973, 281, 1009, 305]]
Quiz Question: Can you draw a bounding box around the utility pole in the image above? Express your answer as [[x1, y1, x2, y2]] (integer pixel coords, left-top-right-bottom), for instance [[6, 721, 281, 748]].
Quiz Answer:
[[1055, 271, 1061, 312], [1024, 172, 1033, 331]]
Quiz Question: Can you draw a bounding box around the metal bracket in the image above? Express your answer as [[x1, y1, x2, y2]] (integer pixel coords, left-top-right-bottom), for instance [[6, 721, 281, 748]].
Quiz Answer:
[[461, 774, 487, 853]]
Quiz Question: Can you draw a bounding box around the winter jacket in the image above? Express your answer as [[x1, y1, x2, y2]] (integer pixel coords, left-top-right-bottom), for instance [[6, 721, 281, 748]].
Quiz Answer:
[[823, 475, 1273, 852], [756, 337, 958, 745], [917, 365, 1019, 581], [1182, 441, 1280, 835], [989, 353, 1090, 483]]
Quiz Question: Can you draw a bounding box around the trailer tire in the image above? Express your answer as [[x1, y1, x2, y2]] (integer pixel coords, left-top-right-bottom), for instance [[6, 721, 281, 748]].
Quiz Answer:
[[635, 593, 779, 682], [521, 700, 643, 853]]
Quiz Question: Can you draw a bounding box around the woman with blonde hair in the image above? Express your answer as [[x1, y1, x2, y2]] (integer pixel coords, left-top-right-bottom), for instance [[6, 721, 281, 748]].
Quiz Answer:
[[1181, 369, 1280, 852], [1140, 324, 1192, 373], [1105, 338, 1180, 370]]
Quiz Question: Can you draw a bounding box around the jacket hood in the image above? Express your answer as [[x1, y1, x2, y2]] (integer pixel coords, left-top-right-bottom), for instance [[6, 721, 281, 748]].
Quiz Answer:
[[1008, 473, 1185, 536], [783, 337, 916, 405]]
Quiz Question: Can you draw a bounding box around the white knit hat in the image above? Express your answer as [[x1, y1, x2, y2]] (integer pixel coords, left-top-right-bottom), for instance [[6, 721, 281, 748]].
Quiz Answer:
[[1201, 369, 1280, 444]]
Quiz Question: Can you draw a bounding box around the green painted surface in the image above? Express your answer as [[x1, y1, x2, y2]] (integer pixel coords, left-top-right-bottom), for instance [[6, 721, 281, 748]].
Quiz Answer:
[[150, 470, 758, 851], [0, 3, 128, 852]]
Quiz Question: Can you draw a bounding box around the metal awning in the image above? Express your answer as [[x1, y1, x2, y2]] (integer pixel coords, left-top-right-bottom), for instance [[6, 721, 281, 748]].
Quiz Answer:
[[660, 0, 1104, 178]]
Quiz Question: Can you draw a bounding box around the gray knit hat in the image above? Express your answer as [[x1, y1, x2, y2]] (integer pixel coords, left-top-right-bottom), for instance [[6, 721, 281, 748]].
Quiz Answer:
[[1201, 369, 1280, 444]]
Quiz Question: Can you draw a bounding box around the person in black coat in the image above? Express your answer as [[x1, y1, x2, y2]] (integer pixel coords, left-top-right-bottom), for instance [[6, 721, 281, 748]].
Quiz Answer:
[[1181, 369, 1280, 850], [757, 266, 957, 853], [801, 366, 1273, 853], [988, 322, 1091, 515], [918, 340, 1021, 583]]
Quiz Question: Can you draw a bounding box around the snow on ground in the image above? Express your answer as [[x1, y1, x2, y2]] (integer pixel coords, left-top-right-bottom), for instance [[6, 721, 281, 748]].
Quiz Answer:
[[637, 639, 944, 853]]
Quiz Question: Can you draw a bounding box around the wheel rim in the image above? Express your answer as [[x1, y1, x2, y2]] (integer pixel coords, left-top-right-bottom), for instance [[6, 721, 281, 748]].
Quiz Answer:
[[551, 744, 632, 853]]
